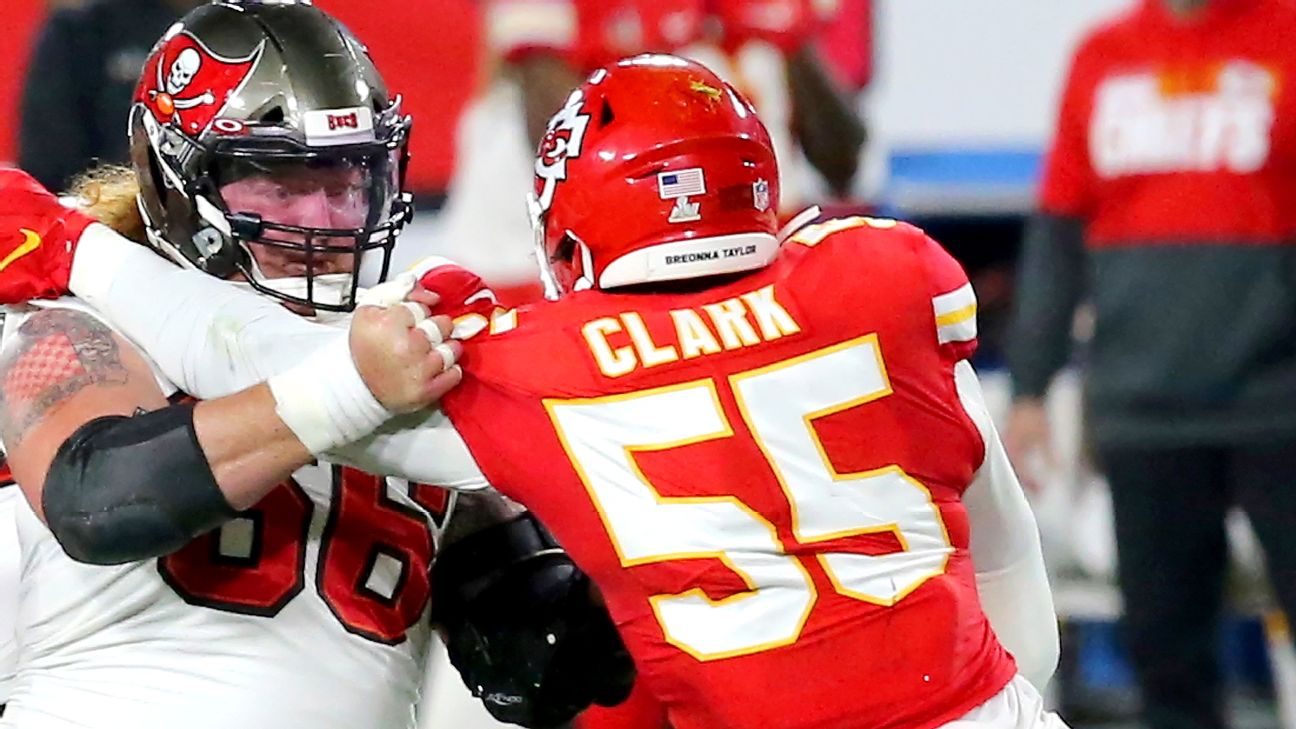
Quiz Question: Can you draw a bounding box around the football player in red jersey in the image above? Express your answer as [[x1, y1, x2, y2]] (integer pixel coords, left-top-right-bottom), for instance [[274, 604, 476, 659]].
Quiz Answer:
[[0, 55, 1062, 729]]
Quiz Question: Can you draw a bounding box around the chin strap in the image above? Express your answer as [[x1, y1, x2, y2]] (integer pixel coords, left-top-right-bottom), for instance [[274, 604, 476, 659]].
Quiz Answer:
[[776, 206, 822, 243], [528, 192, 563, 301]]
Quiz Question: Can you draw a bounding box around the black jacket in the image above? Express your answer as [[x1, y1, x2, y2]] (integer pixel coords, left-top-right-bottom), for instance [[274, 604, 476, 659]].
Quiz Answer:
[[1009, 214, 1296, 448], [19, 0, 184, 192]]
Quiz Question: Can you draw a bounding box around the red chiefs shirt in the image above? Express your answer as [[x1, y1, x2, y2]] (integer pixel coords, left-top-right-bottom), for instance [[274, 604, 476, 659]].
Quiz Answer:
[[439, 220, 1015, 729], [1041, 0, 1296, 246], [488, 0, 871, 79], [489, 0, 708, 70]]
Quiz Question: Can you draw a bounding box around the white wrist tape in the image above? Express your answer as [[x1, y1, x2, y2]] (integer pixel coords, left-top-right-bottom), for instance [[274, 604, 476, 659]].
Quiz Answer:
[[267, 336, 393, 454], [356, 271, 417, 308]]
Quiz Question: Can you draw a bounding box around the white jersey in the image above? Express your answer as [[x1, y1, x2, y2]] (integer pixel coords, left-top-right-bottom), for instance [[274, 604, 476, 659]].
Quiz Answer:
[[0, 302, 456, 729], [0, 485, 21, 708]]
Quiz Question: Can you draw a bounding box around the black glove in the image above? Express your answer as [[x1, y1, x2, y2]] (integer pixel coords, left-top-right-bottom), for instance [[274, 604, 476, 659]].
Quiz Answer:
[[433, 513, 636, 728]]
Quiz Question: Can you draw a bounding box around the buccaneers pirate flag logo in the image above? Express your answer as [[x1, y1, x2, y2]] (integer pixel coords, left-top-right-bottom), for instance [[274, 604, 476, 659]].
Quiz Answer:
[[136, 31, 263, 134]]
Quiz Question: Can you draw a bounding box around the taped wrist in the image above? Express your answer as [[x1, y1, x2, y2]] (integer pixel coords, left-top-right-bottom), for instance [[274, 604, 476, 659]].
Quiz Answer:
[[267, 335, 392, 454], [42, 402, 237, 565]]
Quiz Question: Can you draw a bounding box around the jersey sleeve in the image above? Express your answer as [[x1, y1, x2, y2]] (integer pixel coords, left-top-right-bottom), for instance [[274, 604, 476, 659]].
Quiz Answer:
[[66, 226, 490, 490], [914, 230, 978, 363], [1038, 35, 1100, 218], [953, 360, 1059, 691], [485, 0, 579, 64]]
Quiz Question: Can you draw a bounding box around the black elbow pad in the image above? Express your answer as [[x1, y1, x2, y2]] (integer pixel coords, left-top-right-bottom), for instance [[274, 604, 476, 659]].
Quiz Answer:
[[433, 512, 636, 729], [42, 402, 236, 565]]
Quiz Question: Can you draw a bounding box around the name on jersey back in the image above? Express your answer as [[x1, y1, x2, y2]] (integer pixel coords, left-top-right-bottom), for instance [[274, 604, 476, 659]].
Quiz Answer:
[[581, 284, 801, 378]]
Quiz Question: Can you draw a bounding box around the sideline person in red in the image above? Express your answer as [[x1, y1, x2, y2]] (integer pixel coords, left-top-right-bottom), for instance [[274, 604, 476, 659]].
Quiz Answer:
[[1005, 2, 1296, 728]]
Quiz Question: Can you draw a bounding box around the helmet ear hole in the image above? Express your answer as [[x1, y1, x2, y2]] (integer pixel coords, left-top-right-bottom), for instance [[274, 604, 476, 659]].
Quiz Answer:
[[258, 106, 285, 124], [599, 99, 615, 128], [144, 147, 167, 196], [553, 233, 578, 263]]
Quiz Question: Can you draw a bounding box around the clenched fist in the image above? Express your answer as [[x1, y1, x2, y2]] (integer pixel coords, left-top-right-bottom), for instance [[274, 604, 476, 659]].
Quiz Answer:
[[349, 286, 464, 414]]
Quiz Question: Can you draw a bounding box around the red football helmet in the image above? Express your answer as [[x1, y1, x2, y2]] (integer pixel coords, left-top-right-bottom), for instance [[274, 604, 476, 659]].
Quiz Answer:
[[529, 54, 781, 297]]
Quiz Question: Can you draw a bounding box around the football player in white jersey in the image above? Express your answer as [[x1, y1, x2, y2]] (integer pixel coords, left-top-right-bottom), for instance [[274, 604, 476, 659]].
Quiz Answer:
[[0, 3, 631, 728], [0, 2, 460, 726]]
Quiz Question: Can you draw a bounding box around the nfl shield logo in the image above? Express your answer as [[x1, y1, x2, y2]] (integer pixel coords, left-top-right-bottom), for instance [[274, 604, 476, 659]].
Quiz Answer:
[[753, 179, 770, 212]]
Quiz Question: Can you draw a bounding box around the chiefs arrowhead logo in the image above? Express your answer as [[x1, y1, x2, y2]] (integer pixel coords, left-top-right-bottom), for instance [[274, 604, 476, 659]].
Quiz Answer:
[[534, 89, 592, 213], [136, 31, 263, 135]]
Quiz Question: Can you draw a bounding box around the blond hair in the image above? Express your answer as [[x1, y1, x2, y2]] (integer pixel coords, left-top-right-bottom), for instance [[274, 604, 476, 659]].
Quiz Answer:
[[67, 165, 149, 244]]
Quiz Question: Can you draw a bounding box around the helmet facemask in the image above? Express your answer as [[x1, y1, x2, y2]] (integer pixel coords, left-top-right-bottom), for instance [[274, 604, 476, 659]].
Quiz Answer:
[[139, 107, 413, 314], [128, 3, 415, 315], [208, 136, 410, 313]]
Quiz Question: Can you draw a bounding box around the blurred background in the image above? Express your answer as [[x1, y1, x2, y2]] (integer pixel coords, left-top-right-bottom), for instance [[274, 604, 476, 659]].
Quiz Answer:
[[5, 1, 1294, 728]]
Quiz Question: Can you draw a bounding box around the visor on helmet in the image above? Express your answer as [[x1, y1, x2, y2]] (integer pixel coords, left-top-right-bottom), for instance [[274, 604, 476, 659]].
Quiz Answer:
[[204, 141, 408, 312]]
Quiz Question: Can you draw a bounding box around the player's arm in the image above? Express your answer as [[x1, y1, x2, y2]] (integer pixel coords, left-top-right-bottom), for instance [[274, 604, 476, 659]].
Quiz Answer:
[[0, 307, 303, 565], [60, 224, 485, 489], [915, 227, 1059, 690], [955, 361, 1059, 691], [784, 45, 867, 197], [434, 492, 635, 728], [0, 169, 481, 490], [0, 300, 455, 565]]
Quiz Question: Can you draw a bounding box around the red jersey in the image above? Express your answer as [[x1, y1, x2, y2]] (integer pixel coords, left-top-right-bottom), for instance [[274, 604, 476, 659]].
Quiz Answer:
[[1041, 0, 1296, 246], [439, 218, 1016, 729], [575, 681, 669, 729], [488, 0, 868, 78]]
